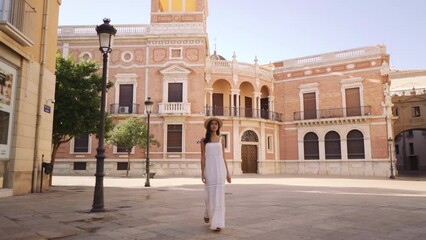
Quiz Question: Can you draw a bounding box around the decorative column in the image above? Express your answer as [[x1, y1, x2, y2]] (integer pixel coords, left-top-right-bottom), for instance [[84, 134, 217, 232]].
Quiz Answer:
[[205, 88, 213, 116], [253, 92, 261, 118], [231, 89, 239, 117], [268, 95, 275, 120], [235, 90, 241, 117]]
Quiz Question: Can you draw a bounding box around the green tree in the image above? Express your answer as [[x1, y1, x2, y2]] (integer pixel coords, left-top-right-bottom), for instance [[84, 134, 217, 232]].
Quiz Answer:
[[106, 117, 160, 176], [51, 53, 113, 176]]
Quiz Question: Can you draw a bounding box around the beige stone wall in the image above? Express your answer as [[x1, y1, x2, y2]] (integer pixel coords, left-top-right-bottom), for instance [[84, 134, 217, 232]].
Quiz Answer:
[[0, 0, 60, 195]]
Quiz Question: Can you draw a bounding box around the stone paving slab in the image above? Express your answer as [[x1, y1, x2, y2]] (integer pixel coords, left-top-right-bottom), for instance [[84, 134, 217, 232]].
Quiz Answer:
[[0, 175, 425, 240]]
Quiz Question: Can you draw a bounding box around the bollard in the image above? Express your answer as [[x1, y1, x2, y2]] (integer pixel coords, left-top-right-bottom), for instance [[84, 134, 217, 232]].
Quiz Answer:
[[40, 162, 53, 193]]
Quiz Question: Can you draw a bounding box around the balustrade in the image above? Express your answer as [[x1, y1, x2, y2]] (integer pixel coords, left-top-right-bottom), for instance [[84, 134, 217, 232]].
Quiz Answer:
[[294, 106, 372, 121]]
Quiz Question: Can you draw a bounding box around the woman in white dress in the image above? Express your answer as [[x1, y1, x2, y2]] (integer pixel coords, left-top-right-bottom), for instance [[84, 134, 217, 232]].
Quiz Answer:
[[200, 117, 231, 232]]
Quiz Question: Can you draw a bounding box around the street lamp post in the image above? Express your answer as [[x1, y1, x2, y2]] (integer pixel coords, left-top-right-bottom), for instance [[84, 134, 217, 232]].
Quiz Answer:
[[91, 18, 117, 212], [388, 137, 396, 179], [144, 97, 154, 187]]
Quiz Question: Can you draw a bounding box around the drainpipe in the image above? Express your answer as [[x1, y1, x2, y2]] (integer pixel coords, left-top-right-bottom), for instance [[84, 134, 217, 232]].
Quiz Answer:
[[31, 0, 49, 193]]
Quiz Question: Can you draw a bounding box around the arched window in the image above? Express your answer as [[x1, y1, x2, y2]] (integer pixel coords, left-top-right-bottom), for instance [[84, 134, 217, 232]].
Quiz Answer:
[[347, 130, 365, 159], [304, 132, 319, 160], [325, 131, 341, 159], [241, 130, 258, 142]]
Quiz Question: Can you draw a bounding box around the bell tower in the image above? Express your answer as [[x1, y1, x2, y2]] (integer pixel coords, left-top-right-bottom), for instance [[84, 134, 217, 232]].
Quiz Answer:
[[151, 0, 208, 32]]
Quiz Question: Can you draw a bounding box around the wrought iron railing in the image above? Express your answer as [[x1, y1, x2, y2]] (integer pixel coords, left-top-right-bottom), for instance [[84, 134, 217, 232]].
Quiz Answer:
[[109, 103, 139, 114], [205, 106, 282, 122], [0, 0, 36, 44], [294, 106, 371, 121]]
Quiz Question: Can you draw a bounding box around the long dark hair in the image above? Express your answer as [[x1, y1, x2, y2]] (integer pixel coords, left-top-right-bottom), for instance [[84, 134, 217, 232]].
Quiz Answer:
[[203, 120, 220, 144]]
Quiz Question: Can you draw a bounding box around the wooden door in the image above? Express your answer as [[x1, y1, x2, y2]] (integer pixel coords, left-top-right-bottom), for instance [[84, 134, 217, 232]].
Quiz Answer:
[[303, 92, 316, 119], [261, 98, 268, 119], [119, 84, 133, 113], [345, 88, 361, 116], [245, 97, 252, 118], [241, 145, 257, 173], [213, 93, 223, 116]]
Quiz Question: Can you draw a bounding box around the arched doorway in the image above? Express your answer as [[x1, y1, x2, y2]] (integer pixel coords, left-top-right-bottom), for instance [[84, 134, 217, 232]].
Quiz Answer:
[[241, 130, 258, 173], [395, 129, 426, 176]]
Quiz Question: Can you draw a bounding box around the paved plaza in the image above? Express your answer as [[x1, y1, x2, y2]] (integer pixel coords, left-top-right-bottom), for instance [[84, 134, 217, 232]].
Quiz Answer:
[[0, 175, 426, 240]]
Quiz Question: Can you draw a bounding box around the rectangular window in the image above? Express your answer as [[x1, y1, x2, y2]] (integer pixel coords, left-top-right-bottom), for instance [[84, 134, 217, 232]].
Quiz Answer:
[[345, 87, 361, 116], [119, 84, 134, 114], [168, 83, 183, 102], [117, 162, 128, 171], [170, 48, 182, 59], [0, 111, 10, 145], [261, 98, 269, 119], [73, 162, 87, 170], [303, 92, 316, 120], [167, 125, 182, 152], [116, 145, 128, 153], [409, 143, 414, 155], [412, 106, 420, 117], [221, 132, 230, 152], [74, 133, 89, 153], [267, 136, 273, 151], [0, 64, 17, 159]]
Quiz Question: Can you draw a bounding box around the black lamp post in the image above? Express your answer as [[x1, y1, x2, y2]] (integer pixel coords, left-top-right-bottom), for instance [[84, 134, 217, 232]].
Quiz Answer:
[[144, 97, 154, 187], [388, 137, 396, 179], [91, 18, 117, 212]]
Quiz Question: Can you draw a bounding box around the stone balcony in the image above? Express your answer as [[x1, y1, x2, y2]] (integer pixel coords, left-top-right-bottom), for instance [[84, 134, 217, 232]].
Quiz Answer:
[[159, 102, 191, 114]]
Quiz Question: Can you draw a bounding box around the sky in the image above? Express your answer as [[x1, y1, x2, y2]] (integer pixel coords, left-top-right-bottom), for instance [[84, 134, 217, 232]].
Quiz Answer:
[[58, 0, 426, 70]]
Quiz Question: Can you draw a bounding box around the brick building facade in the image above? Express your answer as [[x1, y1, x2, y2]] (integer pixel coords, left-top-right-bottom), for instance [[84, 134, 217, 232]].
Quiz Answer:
[[55, 0, 395, 178]]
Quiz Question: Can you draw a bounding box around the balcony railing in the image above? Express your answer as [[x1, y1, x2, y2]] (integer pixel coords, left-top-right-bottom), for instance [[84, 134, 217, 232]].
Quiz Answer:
[[0, 0, 36, 46], [205, 106, 282, 122], [209, 60, 274, 79], [294, 106, 372, 121], [159, 102, 191, 114], [110, 104, 139, 114], [58, 24, 150, 37], [276, 46, 386, 70], [391, 87, 426, 97]]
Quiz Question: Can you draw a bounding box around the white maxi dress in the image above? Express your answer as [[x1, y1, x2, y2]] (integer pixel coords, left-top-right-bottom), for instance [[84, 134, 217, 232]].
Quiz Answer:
[[204, 137, 227, 230]]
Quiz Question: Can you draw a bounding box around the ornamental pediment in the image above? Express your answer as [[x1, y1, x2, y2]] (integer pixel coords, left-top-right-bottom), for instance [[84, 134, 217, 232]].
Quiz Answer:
[[160, 65, 191, 77]]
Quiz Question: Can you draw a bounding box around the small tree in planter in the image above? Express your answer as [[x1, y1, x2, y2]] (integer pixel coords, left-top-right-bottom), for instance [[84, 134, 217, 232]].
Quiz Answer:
[[106, 117, 159, 176]]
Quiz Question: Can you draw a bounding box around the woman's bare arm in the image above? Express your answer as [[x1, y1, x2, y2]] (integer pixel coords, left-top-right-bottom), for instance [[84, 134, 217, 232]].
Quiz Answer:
[[200, 138, 206, 183], [222, 138, 231, 183]]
